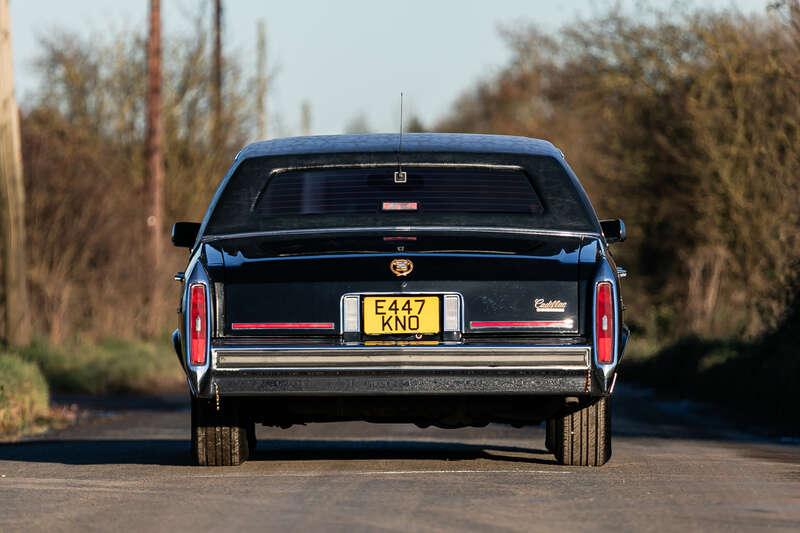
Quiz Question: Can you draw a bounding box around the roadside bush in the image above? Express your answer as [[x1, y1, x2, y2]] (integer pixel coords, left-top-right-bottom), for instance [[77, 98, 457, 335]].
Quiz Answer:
[[624, 292, 800, 434], [0, 353, 50, 437]]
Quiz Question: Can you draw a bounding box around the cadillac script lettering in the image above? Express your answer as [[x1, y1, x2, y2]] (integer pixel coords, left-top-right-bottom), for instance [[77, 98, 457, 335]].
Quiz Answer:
[[534, 299, 567, 312]]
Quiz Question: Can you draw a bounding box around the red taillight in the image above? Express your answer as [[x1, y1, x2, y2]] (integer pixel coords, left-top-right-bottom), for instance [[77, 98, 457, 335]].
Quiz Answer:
[[596, 281, 614, 364], [189, 283, 207, 366]]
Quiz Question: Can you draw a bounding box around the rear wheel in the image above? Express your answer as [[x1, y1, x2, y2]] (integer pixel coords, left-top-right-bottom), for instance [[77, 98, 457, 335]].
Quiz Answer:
[[191, 397, 251, 466], [549, 396, 611, 466]]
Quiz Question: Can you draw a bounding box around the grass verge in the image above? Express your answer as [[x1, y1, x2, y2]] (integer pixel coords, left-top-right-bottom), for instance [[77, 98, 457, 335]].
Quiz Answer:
[[0, 352, 51, 438], [19, 337, 184, 395], [1, 338, 182, 439]]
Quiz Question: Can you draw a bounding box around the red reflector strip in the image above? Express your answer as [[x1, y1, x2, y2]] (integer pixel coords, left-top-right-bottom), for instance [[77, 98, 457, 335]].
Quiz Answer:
[[232, 322, 335, 330], [470, 319, 574, 329], [382, 201, 418, 211]]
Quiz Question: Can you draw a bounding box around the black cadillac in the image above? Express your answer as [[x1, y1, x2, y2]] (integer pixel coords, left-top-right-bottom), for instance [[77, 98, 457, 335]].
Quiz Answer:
[[171, 133, 628, 466]]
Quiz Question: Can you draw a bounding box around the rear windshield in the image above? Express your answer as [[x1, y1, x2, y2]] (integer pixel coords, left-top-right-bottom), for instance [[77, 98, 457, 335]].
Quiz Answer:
[[204, 153, 597, 235], [257, 167, 542, 217]]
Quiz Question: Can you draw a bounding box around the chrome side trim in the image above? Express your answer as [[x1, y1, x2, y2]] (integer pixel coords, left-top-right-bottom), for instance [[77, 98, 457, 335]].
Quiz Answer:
[[202, 226, 602, 243]]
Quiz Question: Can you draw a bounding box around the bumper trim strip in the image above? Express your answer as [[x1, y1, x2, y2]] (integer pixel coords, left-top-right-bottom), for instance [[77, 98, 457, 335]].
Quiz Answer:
[[231, 322, 336, 330], [470, 320, 574, 329], [213, 345, 590, 370]]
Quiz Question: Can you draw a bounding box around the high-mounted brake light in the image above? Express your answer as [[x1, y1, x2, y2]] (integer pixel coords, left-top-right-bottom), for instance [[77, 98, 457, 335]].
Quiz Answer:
[[189, 283, 207, 366], [382, 201, 418, 211], [596, 281, 614, 364]]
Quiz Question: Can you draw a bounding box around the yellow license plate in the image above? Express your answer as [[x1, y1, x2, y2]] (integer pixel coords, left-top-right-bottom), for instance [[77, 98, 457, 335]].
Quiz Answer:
[[362, 296, 440, 335]]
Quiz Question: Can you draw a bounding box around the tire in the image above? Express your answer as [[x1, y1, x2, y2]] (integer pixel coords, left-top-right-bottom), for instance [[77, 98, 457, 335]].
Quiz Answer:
[[550, 396, 611, 466], [191, 396, 251, 466]]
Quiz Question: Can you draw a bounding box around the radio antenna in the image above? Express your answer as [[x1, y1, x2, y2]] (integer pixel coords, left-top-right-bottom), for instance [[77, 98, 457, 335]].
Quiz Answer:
[[394, 92, 407, 183]]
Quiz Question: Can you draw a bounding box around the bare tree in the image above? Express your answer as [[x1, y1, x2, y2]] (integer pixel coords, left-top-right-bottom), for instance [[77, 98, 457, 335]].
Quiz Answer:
[[0, 0, 31, 346], [22, 13, 262, 342], [255, 19, 268, 139], [145, 0, 164, 329]]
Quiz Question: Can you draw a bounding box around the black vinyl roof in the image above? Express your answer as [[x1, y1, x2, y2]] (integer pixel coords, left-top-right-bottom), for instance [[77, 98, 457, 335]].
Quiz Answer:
[[237, 133, 563, 160]]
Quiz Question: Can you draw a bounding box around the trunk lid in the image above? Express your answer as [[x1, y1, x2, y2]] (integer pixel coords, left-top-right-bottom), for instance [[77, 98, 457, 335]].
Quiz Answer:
[[210, 232, 583, 338]]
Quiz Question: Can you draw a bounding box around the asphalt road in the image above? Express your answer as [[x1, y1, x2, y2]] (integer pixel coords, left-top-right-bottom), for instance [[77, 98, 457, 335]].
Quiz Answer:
[[0, 386, 798, 532]]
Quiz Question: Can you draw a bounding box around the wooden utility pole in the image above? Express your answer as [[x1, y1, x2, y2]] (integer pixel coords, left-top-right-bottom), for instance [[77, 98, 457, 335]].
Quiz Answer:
[[255, 19, 267, 139], [0, 0, 31, 346], [300, 101, 312, 136], [212, 0, 223, 145], [145, 0, 164, 322]]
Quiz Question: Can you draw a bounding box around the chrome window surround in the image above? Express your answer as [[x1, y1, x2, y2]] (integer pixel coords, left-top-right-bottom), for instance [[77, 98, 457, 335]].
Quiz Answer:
[[202, 226, 601, 244], [269, 162, 525, 176]]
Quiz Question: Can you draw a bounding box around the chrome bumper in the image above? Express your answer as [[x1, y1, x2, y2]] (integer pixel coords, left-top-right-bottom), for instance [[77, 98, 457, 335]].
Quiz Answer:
[[189, 344, 594, 397], [214, 344, 590, 369]]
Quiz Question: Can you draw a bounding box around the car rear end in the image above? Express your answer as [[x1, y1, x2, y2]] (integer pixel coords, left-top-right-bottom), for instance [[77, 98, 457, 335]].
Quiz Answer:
[[173, 134, 627, 466]]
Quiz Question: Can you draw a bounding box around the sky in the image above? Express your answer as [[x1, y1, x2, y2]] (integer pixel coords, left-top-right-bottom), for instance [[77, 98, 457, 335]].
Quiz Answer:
[[9, 0, 769, 136]]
